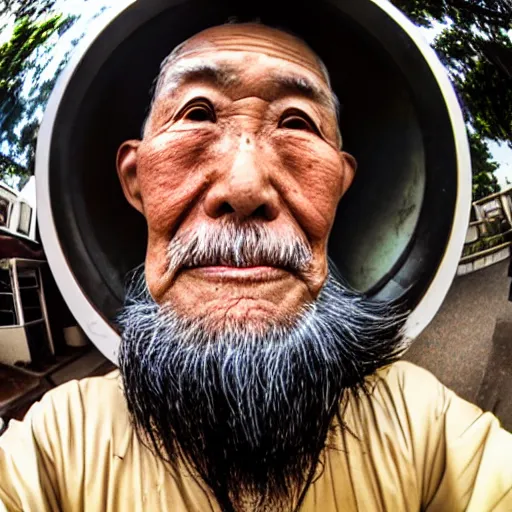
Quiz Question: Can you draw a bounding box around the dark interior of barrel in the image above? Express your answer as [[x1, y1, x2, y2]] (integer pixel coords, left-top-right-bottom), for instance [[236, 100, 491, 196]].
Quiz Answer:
[[48, 0, 457, 325]]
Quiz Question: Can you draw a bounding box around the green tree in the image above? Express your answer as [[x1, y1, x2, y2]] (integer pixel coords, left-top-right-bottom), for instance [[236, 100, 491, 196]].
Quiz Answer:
[[0, 0, 105, 189], [469, 133, 500, 199], [0, 11, 75, 187], [434, 25, 512, 145], [391, 0, 511, 30], [0, 0, 58, 23], [0, 153, 26, 186], [391, 0, 512, 199]]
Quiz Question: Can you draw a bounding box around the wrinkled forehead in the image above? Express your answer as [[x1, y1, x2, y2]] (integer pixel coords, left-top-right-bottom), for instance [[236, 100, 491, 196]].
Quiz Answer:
[[172, 24, 329, 82], [155, 23, 333, 96]]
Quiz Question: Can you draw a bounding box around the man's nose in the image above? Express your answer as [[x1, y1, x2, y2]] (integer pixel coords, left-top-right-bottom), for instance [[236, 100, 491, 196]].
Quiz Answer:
[[203, 140, 279, 221]]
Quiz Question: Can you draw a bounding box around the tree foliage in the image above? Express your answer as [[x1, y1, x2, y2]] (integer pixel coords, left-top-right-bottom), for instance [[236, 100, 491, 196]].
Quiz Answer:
[[434, 23, 512, 145], [0, 152, 26, 186], [0, 0, 106, 189], [469, 132, 501, 199], [391, 0, 512, 199], [391, 0, 511, 29], [0, 3, 76, 188], [0, 0, 57, 21], [0, 14, 73, 185]]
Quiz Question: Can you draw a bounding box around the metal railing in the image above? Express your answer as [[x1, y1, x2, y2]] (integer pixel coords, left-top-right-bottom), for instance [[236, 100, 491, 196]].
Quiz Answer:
[[458, 187, 512, 275]]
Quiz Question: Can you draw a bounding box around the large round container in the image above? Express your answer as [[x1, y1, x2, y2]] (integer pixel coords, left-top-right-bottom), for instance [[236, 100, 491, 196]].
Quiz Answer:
[[36, 0, 471, 362]]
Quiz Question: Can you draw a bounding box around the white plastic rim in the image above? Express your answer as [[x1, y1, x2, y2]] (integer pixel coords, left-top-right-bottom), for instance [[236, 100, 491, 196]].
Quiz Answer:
[[366, 0, 472, 341], [36, 0, 472, 363], [36, 1, 136, 363]]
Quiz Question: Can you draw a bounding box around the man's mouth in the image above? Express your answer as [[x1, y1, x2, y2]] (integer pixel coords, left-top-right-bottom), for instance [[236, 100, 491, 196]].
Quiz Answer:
[[187, 265, 289, 282]]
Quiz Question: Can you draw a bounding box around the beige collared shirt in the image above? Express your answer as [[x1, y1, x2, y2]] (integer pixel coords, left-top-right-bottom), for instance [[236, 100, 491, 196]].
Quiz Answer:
[[1, 361, 511, 511]]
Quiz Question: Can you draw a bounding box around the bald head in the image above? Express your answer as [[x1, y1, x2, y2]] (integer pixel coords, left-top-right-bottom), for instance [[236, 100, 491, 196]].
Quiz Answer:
[[161, 23, 333, 84]]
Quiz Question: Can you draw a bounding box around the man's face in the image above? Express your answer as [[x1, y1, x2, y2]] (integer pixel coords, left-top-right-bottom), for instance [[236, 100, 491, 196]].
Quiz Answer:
[[117, 24, 356, 327]]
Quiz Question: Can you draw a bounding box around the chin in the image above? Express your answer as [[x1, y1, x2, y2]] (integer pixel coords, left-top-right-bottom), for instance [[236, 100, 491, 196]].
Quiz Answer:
[[160, 268, 314, 328], [171, 296, 303, 334]]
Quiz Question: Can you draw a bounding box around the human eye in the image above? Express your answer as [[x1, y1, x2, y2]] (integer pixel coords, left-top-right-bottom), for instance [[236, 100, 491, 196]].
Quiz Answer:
[[278, 108, 320, 136], [176, 97, 216, 122]]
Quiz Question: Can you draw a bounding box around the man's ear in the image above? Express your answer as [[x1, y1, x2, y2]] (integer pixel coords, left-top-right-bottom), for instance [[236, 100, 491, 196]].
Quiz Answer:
[[340, 151, 358, 195], [117, 140, 144, 214]]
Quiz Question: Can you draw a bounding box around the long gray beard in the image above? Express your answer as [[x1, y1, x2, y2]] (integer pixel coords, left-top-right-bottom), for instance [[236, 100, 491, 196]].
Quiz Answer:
[[117, 263, 408, 512]]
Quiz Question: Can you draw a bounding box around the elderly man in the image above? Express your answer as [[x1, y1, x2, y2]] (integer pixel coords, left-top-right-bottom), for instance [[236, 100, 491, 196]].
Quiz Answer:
[[1, 22, 511, 512]]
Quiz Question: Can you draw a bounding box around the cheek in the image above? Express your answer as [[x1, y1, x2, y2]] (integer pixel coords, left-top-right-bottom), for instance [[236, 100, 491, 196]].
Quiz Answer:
[[137, 129, 229, 301], [273, 136, 344, 240], [136, 130, 221, 234]]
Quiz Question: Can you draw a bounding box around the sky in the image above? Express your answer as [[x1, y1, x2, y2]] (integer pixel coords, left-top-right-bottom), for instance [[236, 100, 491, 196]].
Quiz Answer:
[[489, 141, 512, 189]]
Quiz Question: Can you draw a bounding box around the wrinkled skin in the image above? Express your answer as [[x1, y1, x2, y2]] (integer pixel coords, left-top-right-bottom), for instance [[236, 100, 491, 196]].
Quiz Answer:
[[117, 23, 356, 327]]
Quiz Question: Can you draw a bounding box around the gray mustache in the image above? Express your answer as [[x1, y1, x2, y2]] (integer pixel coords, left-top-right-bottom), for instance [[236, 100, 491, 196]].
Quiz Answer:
[[166, 222, 313, 276]]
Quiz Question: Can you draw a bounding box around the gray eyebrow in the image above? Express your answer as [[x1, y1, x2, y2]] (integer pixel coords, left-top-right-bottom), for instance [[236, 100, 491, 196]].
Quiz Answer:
[[145, 60, 342, 145], [154, 61, 240, 99], [157, 61, 337, 112], [142, 61, 238, 135], [269, 73, 340, 117]]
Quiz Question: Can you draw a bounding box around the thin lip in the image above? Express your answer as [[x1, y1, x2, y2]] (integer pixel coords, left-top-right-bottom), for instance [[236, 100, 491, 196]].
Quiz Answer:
[[183, 265, 291, 282]]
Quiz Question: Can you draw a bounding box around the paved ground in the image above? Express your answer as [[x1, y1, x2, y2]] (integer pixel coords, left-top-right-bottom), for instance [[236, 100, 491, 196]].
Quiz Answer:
[[477, 320, 512, 431], [404, 258, 512, 430]]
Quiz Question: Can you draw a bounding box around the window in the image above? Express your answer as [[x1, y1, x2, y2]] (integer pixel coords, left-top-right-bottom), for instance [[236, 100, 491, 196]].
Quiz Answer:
[[17, 202, 32, 235], [0, 197, 10, 227]]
